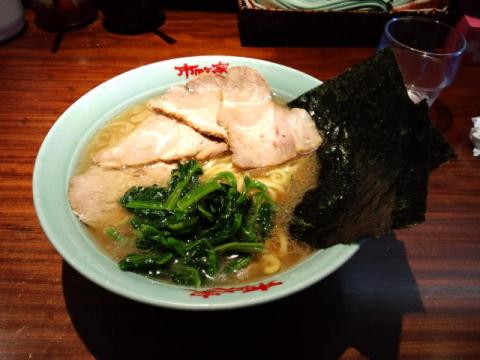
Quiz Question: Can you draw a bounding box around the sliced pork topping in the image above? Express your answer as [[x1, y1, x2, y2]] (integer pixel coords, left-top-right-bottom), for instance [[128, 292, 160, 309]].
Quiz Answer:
[[148, 73, 227, 139], [219, 66, 321, 169], [276, 106, 323, 154], [221, 101, 296, 169], [68, 162, 175, 227], [221, 66, 271, 106], [92, 114, 228, 168]]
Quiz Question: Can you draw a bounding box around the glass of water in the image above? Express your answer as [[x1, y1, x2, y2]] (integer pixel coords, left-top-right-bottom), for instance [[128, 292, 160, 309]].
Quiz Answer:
[[378, 16, 466, 107]]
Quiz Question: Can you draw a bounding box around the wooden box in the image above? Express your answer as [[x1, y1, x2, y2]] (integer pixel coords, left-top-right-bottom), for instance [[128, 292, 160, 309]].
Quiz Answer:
[[237, 0, 454, 46]]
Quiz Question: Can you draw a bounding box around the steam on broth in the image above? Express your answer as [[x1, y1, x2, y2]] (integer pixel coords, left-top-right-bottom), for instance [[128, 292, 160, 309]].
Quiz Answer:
[[76, 102, 318, 284]]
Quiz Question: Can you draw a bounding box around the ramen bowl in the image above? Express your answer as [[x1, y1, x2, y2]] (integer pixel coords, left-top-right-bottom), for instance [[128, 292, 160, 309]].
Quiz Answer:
[[33, 56, 359, 310]]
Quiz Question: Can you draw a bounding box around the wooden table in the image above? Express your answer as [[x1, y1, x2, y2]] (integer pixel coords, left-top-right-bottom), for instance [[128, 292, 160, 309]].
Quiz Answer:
[[1, 10, 479, 359]]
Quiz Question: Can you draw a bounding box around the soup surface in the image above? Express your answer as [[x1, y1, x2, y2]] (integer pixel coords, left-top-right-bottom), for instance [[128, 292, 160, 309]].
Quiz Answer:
[[73, 99, 320, 285], [69, 67, 322, 286]]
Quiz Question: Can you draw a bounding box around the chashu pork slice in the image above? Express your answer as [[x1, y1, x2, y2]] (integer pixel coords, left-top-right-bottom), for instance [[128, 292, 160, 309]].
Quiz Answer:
[[219, 66, 322, 169], [276, 106, 323, 154], [220, 66, 271, 109], [69, 162, 176, 227], [148, 73, 227, 139], [222, 101, 297, 169], [92, 114, 228, 168]]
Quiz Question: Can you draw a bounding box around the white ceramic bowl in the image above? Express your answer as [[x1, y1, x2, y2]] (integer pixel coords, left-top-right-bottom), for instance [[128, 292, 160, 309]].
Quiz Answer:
[[33, 56, 359, 310]]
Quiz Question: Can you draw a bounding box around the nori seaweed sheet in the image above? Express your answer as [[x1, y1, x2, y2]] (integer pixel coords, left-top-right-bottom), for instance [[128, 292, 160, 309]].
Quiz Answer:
[[288, 48, 455, 249]]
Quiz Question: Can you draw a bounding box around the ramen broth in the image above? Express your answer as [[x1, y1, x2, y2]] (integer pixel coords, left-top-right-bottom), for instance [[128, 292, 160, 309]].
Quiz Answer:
[[77, 100, 319, 285]]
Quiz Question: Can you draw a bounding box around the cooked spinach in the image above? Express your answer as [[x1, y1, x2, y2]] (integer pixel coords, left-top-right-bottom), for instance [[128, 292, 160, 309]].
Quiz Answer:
[[104, 227, 128, 244], [289, 48, 455, 248], [224, 255, 252, 273], [117, 160, 275, 287], [119, 253, 173, 273]]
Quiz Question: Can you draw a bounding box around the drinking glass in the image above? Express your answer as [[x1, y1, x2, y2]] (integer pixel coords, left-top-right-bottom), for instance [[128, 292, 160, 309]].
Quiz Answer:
[[378, 16, 466, 107]]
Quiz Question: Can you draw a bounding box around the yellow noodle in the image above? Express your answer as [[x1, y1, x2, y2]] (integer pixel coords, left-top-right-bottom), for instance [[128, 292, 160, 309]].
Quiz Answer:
[[201, 155, 301, 201], [276, 232, 289, 256], [260, 254, 282, 275]]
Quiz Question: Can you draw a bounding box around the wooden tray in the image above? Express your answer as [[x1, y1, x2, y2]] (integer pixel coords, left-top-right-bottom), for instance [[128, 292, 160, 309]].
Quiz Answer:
[[237, 0, 454, 46]]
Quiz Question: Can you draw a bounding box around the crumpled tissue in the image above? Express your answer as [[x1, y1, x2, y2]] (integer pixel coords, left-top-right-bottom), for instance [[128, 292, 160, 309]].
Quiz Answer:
[[471, 117, 480, 157]]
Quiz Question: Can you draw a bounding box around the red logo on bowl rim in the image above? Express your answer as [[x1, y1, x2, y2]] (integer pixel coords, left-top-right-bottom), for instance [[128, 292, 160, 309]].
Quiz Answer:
[[189, 280, 283, 298], [174, 61, 229, 79]]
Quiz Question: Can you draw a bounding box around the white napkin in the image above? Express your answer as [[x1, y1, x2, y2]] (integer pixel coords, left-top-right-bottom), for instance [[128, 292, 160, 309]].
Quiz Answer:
[[471, 117, 480, 157]]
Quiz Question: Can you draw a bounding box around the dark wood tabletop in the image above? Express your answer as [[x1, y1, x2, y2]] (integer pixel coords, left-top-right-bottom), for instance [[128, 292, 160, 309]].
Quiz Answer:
[[1, 9, 479, 360]]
